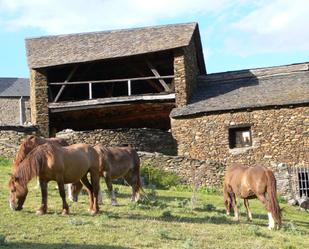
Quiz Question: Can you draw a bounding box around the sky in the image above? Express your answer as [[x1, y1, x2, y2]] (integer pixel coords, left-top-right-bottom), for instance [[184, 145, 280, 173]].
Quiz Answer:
[[0, 0, 308, 78]]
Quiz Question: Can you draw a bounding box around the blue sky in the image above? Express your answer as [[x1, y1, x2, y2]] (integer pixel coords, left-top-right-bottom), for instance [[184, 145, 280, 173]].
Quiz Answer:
[[0, 0, 308, 78]]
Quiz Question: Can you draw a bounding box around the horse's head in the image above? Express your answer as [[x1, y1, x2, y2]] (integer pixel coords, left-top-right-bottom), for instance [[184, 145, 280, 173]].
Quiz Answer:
[[8, 175, 28, 211]]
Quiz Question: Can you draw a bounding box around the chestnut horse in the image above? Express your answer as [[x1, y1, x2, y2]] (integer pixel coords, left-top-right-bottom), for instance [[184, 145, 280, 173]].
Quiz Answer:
[[69, 144, 142, 205], [224, 164, 282, 229], [9, 143, 100, 215], [14, 135, 69, 169]]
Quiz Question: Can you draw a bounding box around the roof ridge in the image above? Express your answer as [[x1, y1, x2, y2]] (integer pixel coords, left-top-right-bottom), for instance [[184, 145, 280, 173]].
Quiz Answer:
[[25, 22, 197, 40]]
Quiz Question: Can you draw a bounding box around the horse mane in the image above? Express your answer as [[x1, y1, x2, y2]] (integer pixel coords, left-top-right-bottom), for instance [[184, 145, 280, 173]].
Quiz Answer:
[[13, 143, 55, 187], [14, 135, 40, 169], [14, 135, 69, 169]]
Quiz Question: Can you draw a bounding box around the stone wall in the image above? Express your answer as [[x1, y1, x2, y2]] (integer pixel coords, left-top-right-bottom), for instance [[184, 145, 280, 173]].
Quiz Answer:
[[171, 106, 309, 166], [173, 38, 200, 107], [0, 97, 31, 125], [0, 126, 37, 159], [139, 151, 225, 187], [56, 128, 177, 155], [30, 69, 49, 137]]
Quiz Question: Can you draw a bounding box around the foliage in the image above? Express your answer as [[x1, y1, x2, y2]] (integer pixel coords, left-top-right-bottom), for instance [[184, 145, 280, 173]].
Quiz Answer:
[[141, 164, 181, 189]]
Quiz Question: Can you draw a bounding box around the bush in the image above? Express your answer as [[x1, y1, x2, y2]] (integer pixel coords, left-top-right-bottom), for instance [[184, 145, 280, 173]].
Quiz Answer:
[[141, 164, 181, 189]]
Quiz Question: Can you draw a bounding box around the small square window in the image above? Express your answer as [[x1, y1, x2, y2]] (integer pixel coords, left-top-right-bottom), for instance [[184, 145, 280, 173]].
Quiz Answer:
[[229, 126, 252, 149]]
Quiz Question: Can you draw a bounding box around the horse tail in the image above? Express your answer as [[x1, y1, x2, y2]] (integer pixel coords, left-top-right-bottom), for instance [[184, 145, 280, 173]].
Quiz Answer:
[[132, 150, 147, 199], [223, 181, 232, 212], [266, 170, 282, 227]]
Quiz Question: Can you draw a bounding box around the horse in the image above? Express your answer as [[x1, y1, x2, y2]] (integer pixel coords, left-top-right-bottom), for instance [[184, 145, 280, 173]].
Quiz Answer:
[[223, 164, 282, 230], [9, 142, 101, 215], [14, 135, 69, 168], [69, 144, 142, 205]]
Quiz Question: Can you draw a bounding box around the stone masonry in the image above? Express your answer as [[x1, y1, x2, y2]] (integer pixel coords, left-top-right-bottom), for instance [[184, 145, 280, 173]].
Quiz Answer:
[[0, 98, 30, 125], [56, 128, 177, 155], [171, 105, 309, 167], [173, 38, 200, 107], [30, 69, 49, 137]]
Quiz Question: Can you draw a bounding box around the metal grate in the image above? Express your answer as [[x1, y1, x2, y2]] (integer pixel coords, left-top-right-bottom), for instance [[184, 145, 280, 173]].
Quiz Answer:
[[298, 168, 309, 197]]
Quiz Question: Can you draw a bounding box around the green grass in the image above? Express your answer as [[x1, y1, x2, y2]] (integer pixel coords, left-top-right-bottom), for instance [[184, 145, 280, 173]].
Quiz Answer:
[[1, 158, 309, 249]]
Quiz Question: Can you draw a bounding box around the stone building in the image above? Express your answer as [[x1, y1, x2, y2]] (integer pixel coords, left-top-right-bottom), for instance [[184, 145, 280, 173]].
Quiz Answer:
[[170, 63, 309, 167], [24, 22, 309, 197], [0, 78, 30, 125], [25, 22, 205, 137]]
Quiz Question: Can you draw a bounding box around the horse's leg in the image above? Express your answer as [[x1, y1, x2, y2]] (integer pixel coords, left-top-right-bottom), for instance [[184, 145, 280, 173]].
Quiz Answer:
[[230, 192, 239, 221], [256, 193, 274, 230], [89, 169, 100, 214], [104, 175, 118, 206], [37, 179, 48, 215], [80, 175, 94, 213], [124, 172, 140, 202], [56, 177, 69, 215], [244, 199, 252, 221]]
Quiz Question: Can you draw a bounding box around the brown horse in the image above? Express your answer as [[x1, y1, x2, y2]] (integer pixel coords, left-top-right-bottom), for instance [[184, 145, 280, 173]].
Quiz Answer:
[[9, 143, 100, 215], [69, 144, 142, 205], [14, 135, 69, 168], [223, 164, 282, 229]]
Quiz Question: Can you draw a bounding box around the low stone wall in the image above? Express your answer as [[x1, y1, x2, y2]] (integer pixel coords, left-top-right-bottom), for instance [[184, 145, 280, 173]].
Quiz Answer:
[[0, 126, 37, 159], [138, 151, 226, 187], [0, 97, 31, 125], [56, 128, 177, 155]]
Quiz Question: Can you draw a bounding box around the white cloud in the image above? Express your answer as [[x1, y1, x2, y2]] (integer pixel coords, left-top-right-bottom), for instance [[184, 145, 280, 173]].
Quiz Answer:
[[226, 0, 309, 55], [0, 0, 232, 34]]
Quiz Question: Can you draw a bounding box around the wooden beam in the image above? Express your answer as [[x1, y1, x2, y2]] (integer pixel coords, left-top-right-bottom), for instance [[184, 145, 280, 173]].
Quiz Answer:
[[53, 65, 78, 102], [49, 93, 176, 112], [89, 83, 93, 99], [49, 75, 174, 86], [146, 60, 170, 92], [128, 80, 131, 96]]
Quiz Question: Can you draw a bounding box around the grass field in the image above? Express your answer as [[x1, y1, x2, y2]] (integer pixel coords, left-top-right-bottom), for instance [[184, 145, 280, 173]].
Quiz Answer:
[[1, 158, 309, 249]]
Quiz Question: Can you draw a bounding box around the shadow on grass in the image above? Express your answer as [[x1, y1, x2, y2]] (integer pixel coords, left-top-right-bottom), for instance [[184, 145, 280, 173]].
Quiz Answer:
[[0, 242, 131, 249]]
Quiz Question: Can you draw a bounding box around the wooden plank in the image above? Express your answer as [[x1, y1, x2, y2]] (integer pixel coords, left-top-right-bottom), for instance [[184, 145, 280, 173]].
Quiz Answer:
[[89, 83, 93, 99], [49, 93, 176, 112], [128, 80, 131, 96], [49, 75, 174, 86], [53, 65, 78, 102], [146, 60, 170, 92]]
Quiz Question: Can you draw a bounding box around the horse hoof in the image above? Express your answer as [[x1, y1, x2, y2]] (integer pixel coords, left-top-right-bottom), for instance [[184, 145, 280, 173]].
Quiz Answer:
[[90, 210, 98, 215], [61, 209, 69, 215], [36, 210, 46, 215], [233, 217, 239, 221]]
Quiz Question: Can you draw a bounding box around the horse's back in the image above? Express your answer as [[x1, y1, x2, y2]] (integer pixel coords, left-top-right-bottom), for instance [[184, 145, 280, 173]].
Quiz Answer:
[[94, 144, 139, 178]]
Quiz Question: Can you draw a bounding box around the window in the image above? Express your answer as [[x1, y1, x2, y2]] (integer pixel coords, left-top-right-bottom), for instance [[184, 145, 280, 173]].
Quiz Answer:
[[229, 125, 252, 149], [298, 168, 309, 197]]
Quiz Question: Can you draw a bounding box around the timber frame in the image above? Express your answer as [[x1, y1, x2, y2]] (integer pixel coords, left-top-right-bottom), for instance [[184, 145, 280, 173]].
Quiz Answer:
[[26, 22, 206, 135]]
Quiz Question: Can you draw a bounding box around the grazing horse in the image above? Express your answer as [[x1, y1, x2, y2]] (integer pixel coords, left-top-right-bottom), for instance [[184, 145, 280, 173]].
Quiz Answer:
[[223, 164, 282, 230], [9, 143, 100, 215], [69, 145, 142, 205], [14, 135, 69, 169]]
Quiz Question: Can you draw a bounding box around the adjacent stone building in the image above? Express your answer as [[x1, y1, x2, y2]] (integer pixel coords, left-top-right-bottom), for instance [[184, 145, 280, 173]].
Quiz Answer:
[[171, 63, 309, 167], [0, 78, 30, 125], [25, 22, 205, 137]]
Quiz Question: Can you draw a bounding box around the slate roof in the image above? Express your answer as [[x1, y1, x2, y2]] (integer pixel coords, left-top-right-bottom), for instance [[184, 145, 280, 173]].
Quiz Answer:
[[0, 78, 29, 97], [26, 22, 201, 69], [171, 62, 309, 118]]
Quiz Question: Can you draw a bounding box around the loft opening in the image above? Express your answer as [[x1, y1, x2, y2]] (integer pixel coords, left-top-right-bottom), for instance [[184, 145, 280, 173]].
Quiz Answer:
[[228, 124, 252, 149], [47, 51, 175, 103]]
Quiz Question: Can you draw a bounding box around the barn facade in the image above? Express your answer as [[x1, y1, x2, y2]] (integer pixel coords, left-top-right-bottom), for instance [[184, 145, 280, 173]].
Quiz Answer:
[[26, 22, 205, 137]]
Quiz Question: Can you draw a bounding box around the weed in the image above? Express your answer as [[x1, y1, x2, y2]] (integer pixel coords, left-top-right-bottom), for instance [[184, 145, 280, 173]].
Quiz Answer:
[[141, 164, 181, 189], [161, 209, 173, 218], [203, 203, 216, 212], [68, 218, 90, 226], [183, 238, 193, 249], [158, 229, 170, 239], [0, 234, 7, 246]]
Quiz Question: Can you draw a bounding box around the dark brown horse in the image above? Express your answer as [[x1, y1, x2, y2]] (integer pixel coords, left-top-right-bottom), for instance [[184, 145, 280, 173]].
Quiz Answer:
[[9, 143, 100, 215], [69, 144, 142, 205], [224, 164, 282, 229], [14, 135, 69, 169]]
